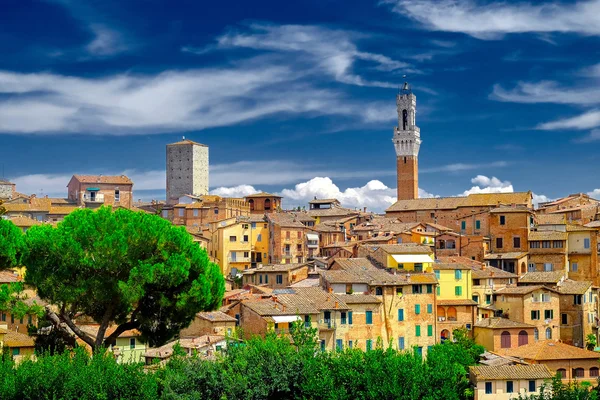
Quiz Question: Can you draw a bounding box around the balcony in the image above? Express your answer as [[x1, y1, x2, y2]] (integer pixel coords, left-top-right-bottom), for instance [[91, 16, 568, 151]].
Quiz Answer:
[[83, 193, 105, 203], [228, 257, 251, 263], [282, 252, 293, 259], [318, 320, 335, 330]]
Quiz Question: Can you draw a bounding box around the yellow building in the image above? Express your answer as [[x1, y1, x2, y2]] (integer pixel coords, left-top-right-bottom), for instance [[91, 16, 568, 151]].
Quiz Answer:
[[207, 217, 253, 277], [0, 327, 36, 363], [432, 263, 477, 340], [112, 329, 146, 364], [357, 244, 434, 272], [248, 215, 269, 266]]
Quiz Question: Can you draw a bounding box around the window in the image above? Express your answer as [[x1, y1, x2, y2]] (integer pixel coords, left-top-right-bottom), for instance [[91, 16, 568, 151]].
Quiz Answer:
[[257, 234, 262, 242], [513, 237, 521, 248], [427, 325, 433, 337], [229, 236, 237, 242], [475, 220, 481, 230], [398, 309, 404, 321], [178, 208, 184, 217], [304, 315, 311, 328], [276, 275, 283, 285], [416, 347, 423, 357], [366, 311, 373, 325], [366, 339, 372, 351], [574, 295, 583, 305], [531, 310, 540, 320], [243, 251, 249, 258], [485, 294, 492, 305], [574, 368, 584, 378], [534, 328, 539, 341], [162, 210, 168, 218], [541, 293, 550, 302], [472, 294, 479, 303], [415, 304, 421, 314], [414, 263, 423, 272], [235, 314, 240, 326], [396, 287, 403, 296], [530, 241, 540, 248], [12, 348, 20, 356], [1, 313, 5, 322], [114, 190, 120, 202], [591, 367, 599, 377], [348, 311, 353, 325], [412, 285, 423, 294], [544, 310, 553, 320], [427, 304, 433, 314], [557, 369, 567, 378], [496, 238, 503, 248], [286, 231, 290, 239], [10, 314, 14, 324], [542, 241, 551, 248], [455, 286, 462, 296], [500, 215, 506, 225], [455, 270, 462, 280], [436, 286, 440, 296], [192, 209, 199, 217], [426, 284, 433, 294], [584, 238, 591, 249], [529, 380, 536, 392], [348, 340, 353, 349], [130, 338, 136, 349], [501, 331, 511, 348], [528, 263, 536, 272], [544, 263, 553, 272], [297, 244, 302, 252], [553, 240, 563, 248], [259, 274, 262, 284], [415, 325, 421, 337], [243, 235, 249, 243], [485, 382, 492, 394], [461, 221, 466, 230], [251, 222, 256, 229], [399, 337, 405, 350], [375, 287, 383, 296], [545, 327, 552, 339], [571, 262, 578, 272], [507, 381, 514, 393], [434, 270, 440, 280], [341, 312, 347, 325], [336, 339, 343, 351], [561, 313, 568, 325], [320, 340, 325, 352], [265, 275, 269, 284], [518, 330, 528, 346]]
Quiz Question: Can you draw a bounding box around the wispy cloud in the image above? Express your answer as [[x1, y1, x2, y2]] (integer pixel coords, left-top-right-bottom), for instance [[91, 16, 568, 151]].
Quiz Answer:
[[186, 23, 411, 88], [537, 110, 600, 130], [86, 24, 128, 56], [573, 129, 600, 143], [491, 81, 600, 105], [385, 0, 600, 39], [421, 161, 508, 173]]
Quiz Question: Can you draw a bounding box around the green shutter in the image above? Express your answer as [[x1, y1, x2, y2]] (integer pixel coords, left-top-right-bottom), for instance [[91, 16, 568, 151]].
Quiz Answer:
[[366, 311, 372, 325], [348, 311, 353, 325], [531, 310, 536, 320], [416, 325, 421, 337], [427, 325, 433, 337], [426, 284, 433, 293], [366, 339, 372, 351], [455, 270, 462, 279], [476, 220, 481, 229], [415, 304, 421, 314], [436, 286, 440, 296], [461, 221, 466, 229], [398, 309, 404, 321], [427, 304, 432, 314]]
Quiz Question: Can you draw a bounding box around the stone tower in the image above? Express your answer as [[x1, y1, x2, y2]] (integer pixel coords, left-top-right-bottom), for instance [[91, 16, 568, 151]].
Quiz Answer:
[[393, 82, 421, 200], [166, 138, 209, 204]]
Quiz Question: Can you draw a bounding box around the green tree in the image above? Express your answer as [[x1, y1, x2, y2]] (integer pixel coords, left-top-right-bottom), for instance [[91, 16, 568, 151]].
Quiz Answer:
[[0, 199, 6, 216], [23, 207, 224, 352], [0, 218, 25, 269], [587, 334, 597, 351]]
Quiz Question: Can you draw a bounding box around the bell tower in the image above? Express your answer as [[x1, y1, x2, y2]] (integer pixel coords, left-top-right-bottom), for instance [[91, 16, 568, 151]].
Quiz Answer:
[[393, 81, 421, 200]]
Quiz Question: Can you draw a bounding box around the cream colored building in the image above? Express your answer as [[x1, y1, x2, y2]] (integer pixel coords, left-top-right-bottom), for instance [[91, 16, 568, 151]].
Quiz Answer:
[[470, 364, 553, 399]]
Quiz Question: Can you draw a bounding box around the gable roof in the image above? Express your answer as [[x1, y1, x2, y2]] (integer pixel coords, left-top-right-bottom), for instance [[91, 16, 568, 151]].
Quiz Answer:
[[474, 317, 535, 329], [494, 285, 558, 295], [196, 311, 237, 323], [518, 271, 565, 284], [504, 340, 600, 361], [71, 175, 132, 185], [386, 192, 532, 212], [244, 192, 282, 198], [368, 243, 432, 255], [167, 139, 206, 146], [470, 364, 554, 381], [528, 231, 567, 241], [554, 279, 592, 295]]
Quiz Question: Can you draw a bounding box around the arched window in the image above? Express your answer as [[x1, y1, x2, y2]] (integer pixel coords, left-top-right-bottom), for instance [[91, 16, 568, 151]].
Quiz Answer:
[[557, 369, 567, 379], [472, 294, 480, 304], [518, 330, 528, 346], [447, 307, 457, 321], [441, 329, 451, 342], [501, 331, 511, 348], [437, 306, 446, 320], [248, 199, 254, 211], [573, 368, 585, 378], [402, 109, 408, 130], [264, 198, 271, 210], [534, 328, 539, 341], [521, 262, 526, 274], [545, 327, 552, 339], [590, 367, 599, 377]]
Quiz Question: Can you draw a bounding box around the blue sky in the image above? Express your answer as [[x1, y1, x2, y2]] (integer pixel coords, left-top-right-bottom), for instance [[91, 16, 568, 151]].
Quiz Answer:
[[1, 0, 599, 211]]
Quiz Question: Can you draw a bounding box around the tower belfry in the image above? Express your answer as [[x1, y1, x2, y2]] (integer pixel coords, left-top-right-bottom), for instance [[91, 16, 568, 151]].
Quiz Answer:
[[393, 80, 421, 200]]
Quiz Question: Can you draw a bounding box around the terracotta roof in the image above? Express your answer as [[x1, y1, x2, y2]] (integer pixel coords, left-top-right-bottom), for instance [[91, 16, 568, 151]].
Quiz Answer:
[[470, 365, 553, 381], [536, 214, 565, 225], [196, 311, 237, 323], [528, 231, 567, 241], [555, 279, 592, 295], [566, 224, 596, 232], [0, 179, 14, 185], [309, 198, 340, 205], [48, 206, 80, 215], [474, 317, 536, 329], [0, 270, 20, 283], [72, 175, 132, 184], [424, 222, 453, 232], [585, 221, 600, 228], [335, 294, 382, 304], [495, 285, 557, 295], [167, 138, 207, 146], [433, 263, 471, 271], [504, 340, 600, 361], [284, 287, 350, 311], [386, 192, 532, 212], [242, 297, 319, 316], [266, 213, 305, 228], [145, 335, 225, 359], [289, 277, 320, 288], [244, 192, 282, 198], [242, 263, 308, 274], [6, 215, 42, 227], [484, 252, 528, 260], [436, 299, 478, 306], [368, 243, 433, 254], [437, 256, 483, 268], [3, 331, 35, 348], [305, 206, 360, 218], [311, 224, 341, 233], [490, 206, 532, 214], [519, 271, 565, 284], [328, 258, 437, 286], [472, 266, 517, 279]]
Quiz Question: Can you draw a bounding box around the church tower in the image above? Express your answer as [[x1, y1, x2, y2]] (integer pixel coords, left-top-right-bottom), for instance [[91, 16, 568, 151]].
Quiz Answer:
[[393, 81, 421, 200]]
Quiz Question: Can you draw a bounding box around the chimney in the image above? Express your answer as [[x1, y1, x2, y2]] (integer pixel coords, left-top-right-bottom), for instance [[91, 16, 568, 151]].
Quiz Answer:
[[282, 304, 286, 312], [335, 301, 339, 309]]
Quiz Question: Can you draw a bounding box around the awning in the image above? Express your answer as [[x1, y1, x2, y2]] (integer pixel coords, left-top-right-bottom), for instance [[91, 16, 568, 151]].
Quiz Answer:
[[306, 233, 319, 241], [86, 187, 100, 191], [391, 254, 434, 264], [271, 315, 302, 323]]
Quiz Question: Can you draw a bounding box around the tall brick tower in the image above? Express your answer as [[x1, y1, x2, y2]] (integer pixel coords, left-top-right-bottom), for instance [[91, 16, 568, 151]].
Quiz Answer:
[[393, 81, 421, 200]]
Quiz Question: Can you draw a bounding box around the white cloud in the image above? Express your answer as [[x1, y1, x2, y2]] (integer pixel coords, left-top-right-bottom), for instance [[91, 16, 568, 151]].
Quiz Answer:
[[574, 129, 600, 143], [0, 64, 395, 134], [537, 110, 600, 131], [460, 175, 514, 196], [199, 24, 410, 88], [532, 193, 553, 207], [86, 24, 127, 56], [589, 189, 600, 199], [386, 0, 600, 39], [210, 185, 260, 198], [492, 82, 600, 105], [421, 161, 508, 173]]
